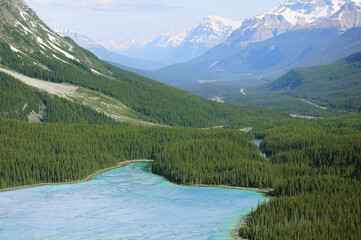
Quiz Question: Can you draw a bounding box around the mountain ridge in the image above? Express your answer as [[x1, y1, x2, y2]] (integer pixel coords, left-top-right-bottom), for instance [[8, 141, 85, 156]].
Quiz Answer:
[[189, 0, 361, 77], [258, 51, 361, 112], [113, 15, 243, 64], [56, 30, 166, 70], [0, 0, 283, 128]]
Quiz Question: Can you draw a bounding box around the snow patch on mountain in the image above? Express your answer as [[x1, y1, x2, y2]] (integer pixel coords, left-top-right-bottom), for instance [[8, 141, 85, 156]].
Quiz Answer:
[[55, 30, 99, 49], [222, 0, 361, 50], [10, 45, 21, 53], [14, 20, 32, 34], [102, 37, 149, 52], [19, 10, 28, 21], [152, 30, 187, 48], [109, 15, 243, 63], [52, 54, 69, 64], [314, 1, 361, 28], [48, 41, 76, 60], [184, 16, 243, 47]]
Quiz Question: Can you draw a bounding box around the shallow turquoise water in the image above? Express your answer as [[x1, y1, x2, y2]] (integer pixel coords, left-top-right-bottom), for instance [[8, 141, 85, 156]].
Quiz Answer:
[[0, 162, 267, 240]]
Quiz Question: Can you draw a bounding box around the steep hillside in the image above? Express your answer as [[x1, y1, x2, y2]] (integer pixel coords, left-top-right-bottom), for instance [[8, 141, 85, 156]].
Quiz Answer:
[[270, 52, 361, 111], [0, 0, 284, 128], [0, 71, 116, 124]]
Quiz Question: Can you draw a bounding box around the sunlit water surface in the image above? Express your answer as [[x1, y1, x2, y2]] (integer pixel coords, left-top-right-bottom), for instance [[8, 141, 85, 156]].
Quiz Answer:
[[0, 162, 267, 240]]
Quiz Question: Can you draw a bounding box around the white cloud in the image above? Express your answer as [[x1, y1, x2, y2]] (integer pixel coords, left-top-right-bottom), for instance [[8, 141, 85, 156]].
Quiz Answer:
[[31, 0, 180, 12]]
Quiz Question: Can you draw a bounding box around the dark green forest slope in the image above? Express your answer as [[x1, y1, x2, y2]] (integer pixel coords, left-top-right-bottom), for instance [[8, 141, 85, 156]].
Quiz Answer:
[[270, 52, 361, 111], [0, 115, 360, 239], [0, 117, 260, 189], [0, 1, 360, 239], [0, 71, 115, 124], [0, 0, 284, 128], [153, 116, 361, 239], [223, 52, 361, 117]]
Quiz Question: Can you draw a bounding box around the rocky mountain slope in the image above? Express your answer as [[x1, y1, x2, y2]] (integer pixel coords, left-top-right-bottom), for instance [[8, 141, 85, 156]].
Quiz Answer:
[[114, 16, 242, 64], [190, 0, 361, 77]]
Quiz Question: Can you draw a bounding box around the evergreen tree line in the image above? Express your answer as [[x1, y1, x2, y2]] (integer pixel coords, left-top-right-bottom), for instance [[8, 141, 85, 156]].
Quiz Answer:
[[0, 41, 285, 128], [0, 71, 116, 124], [0, 116, 360, 239], [0, 117, 259, 189], [271, 53, 361, 111], [236, 117, 361, 239], [149, 116, 361, 239]]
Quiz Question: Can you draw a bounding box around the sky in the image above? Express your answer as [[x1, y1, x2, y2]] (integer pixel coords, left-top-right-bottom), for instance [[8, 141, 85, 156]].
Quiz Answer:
[[24, 0, 282, 44]]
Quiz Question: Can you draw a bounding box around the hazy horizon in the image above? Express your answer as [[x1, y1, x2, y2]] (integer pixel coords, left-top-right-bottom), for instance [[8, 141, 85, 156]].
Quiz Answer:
[[24, 0, 281, 44]]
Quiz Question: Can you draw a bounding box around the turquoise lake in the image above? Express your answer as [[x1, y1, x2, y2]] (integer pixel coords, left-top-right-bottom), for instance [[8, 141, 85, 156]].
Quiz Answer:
[[0, 162, 268, 240]]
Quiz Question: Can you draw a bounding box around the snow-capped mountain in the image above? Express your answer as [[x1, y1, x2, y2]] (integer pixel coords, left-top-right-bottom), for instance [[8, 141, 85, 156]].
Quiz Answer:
[[184, 16, 243, 47], [190, 0, 361, 76], [102, 37, 149, 52], [313, 1, 361, 29], [55, 30, 99, 49], [151, 30, 187, 48], [223, 0, 351, 48], [0, 0, 121, 79], [113, 16, 242, 63], [55, 30, 165, 70]]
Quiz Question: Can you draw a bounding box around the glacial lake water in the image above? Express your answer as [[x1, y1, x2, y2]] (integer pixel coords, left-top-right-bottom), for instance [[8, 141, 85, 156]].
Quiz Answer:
[[0, 162, 268, 240]]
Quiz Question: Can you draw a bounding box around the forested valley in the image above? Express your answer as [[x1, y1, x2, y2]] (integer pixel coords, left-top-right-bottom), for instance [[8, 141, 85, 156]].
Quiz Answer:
[[1, 114, 360, 239], [0, 41, 283, 128], [0, 1, 360, 237], [1, 56, 360, 239]]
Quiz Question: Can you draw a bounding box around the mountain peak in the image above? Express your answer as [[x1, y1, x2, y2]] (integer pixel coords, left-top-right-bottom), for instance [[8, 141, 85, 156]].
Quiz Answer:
[[152, 30, 186, 48], [200, 15, 243, 28], [313, 0, 361, 28], [222, 0, 361, 49], [55, 30, 99, 49], [102, 37, 149, 52]]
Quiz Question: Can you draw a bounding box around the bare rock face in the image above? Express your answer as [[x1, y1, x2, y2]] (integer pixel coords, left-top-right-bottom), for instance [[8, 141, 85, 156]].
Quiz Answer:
[[222, 0, 353, 49], [314, 1, 361, 29], [190, 0, 361, 75]]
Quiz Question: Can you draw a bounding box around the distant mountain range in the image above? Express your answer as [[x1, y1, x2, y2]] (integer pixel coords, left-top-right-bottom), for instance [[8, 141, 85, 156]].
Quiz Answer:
[[1, 0, 272, 128], [56, 30, 166, 71], [190, 0, 361, 77], [107, 16, 243, 64], [55, 0, 361, 87]]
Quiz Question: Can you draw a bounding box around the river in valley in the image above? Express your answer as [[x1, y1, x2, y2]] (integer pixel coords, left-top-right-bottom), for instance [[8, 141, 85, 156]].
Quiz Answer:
[[0, 162, 267, 240]]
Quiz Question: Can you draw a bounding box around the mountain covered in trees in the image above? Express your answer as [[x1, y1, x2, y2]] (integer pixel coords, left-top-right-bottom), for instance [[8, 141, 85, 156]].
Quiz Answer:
[[270, 51, 361, 111], [0, 0, 282, 128], [0, 0, 360, 240]]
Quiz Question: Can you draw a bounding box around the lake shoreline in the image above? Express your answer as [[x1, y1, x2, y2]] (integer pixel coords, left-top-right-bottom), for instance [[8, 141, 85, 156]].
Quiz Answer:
[[1, 160, 269, 240], [183, 184, 273, 194], [1, 160, 272, 194], [231, 218, 248, 240], [0, 159, 154, 192]]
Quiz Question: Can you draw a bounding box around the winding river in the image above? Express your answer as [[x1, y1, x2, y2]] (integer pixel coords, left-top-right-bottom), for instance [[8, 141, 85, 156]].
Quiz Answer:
[[0, 162, 267, 240]]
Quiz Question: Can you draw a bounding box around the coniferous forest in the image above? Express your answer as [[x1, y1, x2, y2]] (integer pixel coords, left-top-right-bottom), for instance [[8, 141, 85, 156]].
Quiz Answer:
[[0, 67, 360, 239], [0, 1, 361, 238], [1, 115, 360, 239], [1, 57, 360, 239]]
